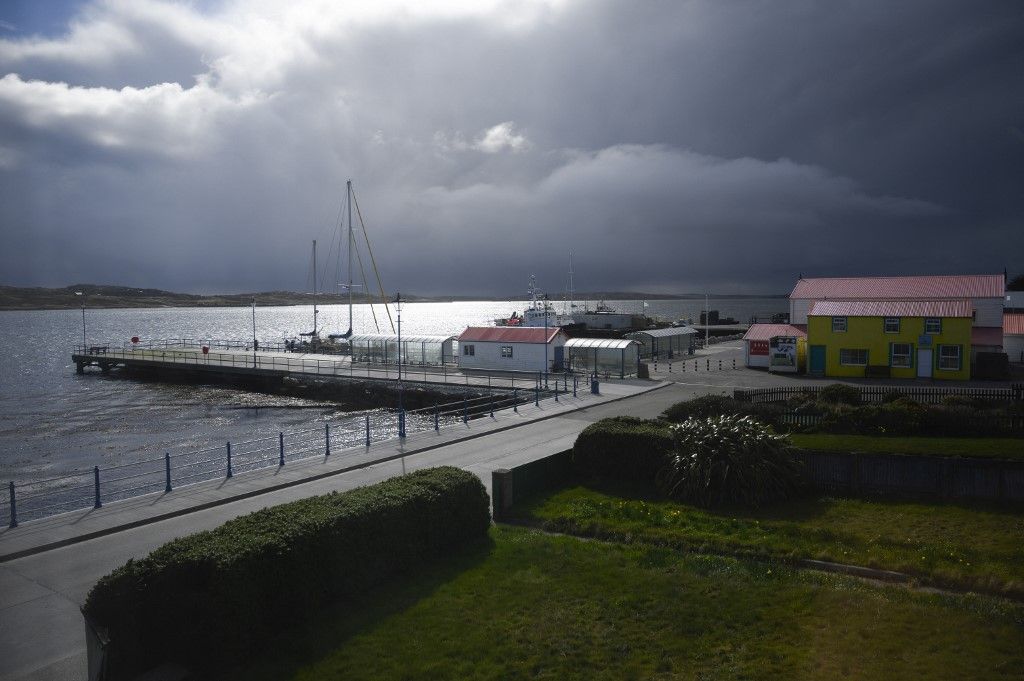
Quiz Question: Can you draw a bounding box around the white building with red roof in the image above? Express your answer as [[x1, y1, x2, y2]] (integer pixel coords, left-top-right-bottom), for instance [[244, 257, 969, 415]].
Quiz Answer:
[[457, 326, 567, 373]]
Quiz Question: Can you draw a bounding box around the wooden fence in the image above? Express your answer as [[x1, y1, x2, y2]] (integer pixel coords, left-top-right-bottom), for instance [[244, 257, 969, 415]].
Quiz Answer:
[[776, 411, 1024, 434], [491, 448, 1024, 513], [799, 450, 1024, 503], [734, 384, 1024, 405]]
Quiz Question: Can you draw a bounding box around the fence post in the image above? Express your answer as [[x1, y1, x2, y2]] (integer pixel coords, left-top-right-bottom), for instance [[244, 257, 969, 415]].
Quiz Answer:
[[93, 466, 102, 509], [573, 377, 577, 397], [365, 414, 371, 447], [733, 358, 735, 369], [8, 481, 16, 528], [513, 387, 519, 412], [434, 406, 440, 431], [535, 383, 539, 406], [555, 382, 560, 402], [719, 359, 722, 370], [463, 394, 469, 424], [226, 442, 233, 479], [164, 453, 172, 492], [489, 393, 494, 418], [325, 423, 331, 457], [399, 409, 406, 438], [279, 432, 285, 466]]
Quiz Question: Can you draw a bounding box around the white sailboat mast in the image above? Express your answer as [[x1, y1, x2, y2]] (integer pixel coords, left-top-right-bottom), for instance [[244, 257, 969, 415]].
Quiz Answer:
[[347, 179, 353, 336]]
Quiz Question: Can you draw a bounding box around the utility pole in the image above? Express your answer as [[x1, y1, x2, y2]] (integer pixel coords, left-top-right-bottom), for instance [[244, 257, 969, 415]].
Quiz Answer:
[[544, 293, 549, 388], [75, 291, 86, 348]]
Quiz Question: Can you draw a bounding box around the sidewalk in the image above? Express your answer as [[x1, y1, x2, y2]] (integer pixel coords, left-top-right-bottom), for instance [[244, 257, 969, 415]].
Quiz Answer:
[[0, 379, 687, 681]]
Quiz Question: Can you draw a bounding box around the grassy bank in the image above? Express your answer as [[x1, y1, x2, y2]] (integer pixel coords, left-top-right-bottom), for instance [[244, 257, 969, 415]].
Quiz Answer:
[[519, 484, 1024, 597], [789, 433, 1024, 460], [228, 526, 1022, 680]]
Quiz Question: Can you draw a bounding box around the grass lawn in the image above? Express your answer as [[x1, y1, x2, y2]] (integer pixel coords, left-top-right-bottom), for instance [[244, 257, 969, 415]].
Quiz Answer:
[[228, 526, 1022, 680], [788, 433, 1024, 460], [518, 483, 1024, 598]]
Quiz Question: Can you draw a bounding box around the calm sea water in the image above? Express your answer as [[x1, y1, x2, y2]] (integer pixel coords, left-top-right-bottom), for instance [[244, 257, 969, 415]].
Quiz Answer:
[[0, 298, 785, 483]]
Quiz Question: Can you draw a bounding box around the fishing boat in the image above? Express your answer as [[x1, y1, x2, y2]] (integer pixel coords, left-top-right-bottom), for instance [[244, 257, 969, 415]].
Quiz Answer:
[[494, 275, 574, 327]]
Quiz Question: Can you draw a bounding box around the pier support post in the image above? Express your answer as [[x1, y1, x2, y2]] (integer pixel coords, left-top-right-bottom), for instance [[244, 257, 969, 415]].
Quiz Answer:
[[226, 442, 232, 479], [8, 482, 16, 528], [279, 432, 285, 466], [365, 414, 371, 447], [76, 361, 84, 375], [164, 453, 172, 493], [93, 466, 101, 509], [325, 423, 330, 457]]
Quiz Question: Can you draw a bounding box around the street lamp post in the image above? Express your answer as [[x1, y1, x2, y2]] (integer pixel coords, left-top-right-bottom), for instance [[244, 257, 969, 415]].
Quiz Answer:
[[251, 297, 257, 368], [396, 292, 405, 438], [543, 293, 549, 388], [75, 291, 86, 349]]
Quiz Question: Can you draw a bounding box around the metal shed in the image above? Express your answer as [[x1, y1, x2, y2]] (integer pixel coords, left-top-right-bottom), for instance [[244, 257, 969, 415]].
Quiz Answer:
[[564, 338, 640, 378], [624, 326, 698, 359], [348, 334, 456, 366]]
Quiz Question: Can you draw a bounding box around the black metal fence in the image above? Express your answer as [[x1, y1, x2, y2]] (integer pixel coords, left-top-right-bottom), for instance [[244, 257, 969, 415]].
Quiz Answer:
[[2, 380, 583, 528], [735, 384, 1024, 405], [776, 411, 1024, 434]]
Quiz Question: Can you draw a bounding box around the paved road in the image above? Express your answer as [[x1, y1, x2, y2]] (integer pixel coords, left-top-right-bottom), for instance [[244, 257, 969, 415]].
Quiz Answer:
[[0, 381, 703, 681]]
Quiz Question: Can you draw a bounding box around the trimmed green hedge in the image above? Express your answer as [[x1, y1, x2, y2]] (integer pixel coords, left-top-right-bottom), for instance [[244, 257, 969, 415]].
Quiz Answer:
[[83, 467, 490, 679], [572, 417, 674, 482]]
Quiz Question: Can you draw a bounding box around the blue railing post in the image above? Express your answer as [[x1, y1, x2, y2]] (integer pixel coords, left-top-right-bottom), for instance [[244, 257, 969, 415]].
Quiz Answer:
[[279, 432, 285, 466], [535, 383, 539, 406], [325, 423, 331, 456], [513, 387, 518, 412], [226, 442, 233, 478], [490, 393, 494, 418], [573, 376, 578, 397], [555, 382, 560, 402], [93, 466, 102, 509], [8, 481, 16, 528], [399, 409, 406, 438], [463, 394, 469, 424], [164, 453, 172, 492], [365, 414, 371, 446], [434, 406, 439, 431]]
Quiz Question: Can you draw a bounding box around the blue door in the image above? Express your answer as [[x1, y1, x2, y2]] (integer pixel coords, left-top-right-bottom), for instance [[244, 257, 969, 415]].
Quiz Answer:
[[809, 345, 826, 375], [553, 346, 564, 371]]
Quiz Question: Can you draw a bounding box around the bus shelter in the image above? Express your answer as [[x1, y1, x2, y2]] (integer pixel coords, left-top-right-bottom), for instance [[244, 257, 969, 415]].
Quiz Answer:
[[624, 326, 698, 359], [564, 338, 640, 378], [348, 334, 456, 366]]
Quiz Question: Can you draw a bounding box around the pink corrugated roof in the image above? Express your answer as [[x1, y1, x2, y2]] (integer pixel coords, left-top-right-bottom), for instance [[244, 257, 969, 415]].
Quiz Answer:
[[743, 324, 807, 341], [790, 274, 1004, 300], [1004, 313, 1024, 335], [808, 300, 972, 318], [971, 327, 1003, 346], [458, 326, 563, 343]]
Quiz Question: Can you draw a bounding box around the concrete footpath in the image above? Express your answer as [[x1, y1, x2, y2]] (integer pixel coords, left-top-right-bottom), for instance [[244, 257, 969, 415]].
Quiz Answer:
[[0, 379, 705, 681]]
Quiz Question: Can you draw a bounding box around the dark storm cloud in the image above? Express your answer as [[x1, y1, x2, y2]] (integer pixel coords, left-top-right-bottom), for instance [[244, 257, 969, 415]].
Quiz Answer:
[[0, 0, 1021, 296]]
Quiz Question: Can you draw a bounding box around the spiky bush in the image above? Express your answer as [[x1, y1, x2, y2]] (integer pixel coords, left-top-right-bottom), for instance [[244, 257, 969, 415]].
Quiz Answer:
[[657, 415, 803, 508]]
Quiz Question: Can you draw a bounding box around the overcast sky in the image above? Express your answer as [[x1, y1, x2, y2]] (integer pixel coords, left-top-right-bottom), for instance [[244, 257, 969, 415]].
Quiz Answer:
[[1, 0, 1021, 296]]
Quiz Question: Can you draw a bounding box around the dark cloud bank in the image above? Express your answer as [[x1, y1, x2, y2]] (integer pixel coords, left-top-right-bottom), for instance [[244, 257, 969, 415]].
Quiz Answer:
[[1, 0, 1022, 297]]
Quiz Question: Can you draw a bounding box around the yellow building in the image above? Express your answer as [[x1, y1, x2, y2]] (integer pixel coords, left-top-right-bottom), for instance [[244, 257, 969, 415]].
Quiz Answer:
[[806, 300, 972, 380]]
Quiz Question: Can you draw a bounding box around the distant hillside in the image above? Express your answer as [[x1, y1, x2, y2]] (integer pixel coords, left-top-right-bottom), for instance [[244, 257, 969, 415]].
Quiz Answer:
[[0, 284, 786, 310]]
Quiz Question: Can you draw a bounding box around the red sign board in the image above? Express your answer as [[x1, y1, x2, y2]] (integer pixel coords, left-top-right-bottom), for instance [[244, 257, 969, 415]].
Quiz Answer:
[[749, 340, 769, 356]]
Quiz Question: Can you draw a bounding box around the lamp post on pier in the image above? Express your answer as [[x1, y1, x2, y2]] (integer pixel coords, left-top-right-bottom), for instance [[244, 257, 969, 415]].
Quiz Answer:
[[74, 291, 86, 349], [251, 297, 257, 368], [543, 293, 549, 388], [395, 292, 405, 438]]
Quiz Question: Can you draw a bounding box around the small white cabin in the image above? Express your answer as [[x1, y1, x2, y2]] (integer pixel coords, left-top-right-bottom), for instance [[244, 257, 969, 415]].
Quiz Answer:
[[457, 327, 567, 373]]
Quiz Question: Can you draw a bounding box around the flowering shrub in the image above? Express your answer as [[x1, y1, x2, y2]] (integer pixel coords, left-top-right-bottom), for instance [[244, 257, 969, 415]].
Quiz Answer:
[[657, 415, 803, 508]]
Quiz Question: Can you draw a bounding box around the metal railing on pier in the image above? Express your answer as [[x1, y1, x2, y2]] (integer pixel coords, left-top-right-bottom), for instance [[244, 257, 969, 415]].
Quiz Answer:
[[3, 375, 585, 528]]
